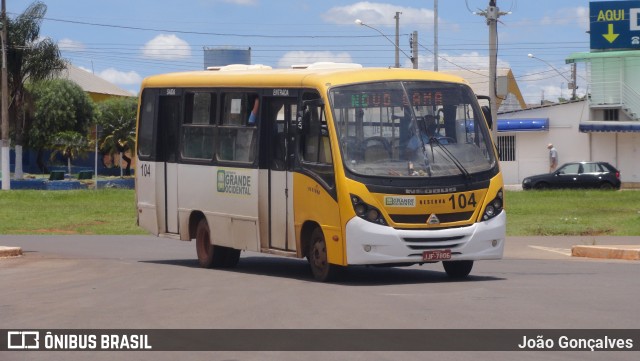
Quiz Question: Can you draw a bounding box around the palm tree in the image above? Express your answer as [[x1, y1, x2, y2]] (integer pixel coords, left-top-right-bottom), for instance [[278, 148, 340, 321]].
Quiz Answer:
[[7, 1, 67, 178], [97, 97, 136, 176], [49, 131, 88, 175]]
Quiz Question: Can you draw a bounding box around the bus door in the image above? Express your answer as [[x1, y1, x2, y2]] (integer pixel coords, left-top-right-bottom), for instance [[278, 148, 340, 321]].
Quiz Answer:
[[262, 96, 297, 251], [156, 93, 181, 235]]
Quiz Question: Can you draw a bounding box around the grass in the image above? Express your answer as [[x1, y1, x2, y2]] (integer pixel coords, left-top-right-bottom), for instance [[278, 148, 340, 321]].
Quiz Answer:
[[0, 189, 146, 235], [0, 189, 638, 236], [505, 189, 640, 236]]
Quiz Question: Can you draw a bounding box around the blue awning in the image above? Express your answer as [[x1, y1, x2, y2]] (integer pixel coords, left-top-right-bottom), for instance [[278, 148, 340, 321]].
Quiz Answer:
[[497, 118, 549, 132], [579, 122, 640, 133]]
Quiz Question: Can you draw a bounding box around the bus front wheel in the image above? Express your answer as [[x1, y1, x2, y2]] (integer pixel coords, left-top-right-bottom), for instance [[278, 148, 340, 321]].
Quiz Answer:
[[307, 227, 342, 282], [443, 260, 473, 278], [195, 218, 224, 268]]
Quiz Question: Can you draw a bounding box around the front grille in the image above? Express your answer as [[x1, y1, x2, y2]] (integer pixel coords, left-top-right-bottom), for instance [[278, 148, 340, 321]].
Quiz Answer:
[[402, 235, 465, 243], [407, 244, 464, 250], [402, 235, 466, 251], [389, 211, 474, 224]]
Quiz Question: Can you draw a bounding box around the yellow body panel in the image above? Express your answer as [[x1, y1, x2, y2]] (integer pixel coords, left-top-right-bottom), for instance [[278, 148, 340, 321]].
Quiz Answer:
[[292, 172, 344, 265]]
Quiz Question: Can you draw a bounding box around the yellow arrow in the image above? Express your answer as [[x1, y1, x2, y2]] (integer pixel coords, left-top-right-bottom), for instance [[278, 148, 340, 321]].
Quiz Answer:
[[603, 23, 619, 43]]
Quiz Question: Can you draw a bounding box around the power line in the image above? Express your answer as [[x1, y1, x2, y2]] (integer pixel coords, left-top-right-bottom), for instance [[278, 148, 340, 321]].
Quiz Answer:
[[43, 16, 411, 39]]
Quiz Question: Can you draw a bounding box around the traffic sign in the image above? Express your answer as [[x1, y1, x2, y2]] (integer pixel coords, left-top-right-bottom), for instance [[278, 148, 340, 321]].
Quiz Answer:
[[590, 1, 640, 50]]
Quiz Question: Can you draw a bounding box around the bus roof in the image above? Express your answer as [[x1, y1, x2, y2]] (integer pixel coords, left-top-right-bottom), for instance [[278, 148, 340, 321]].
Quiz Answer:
[[140, 63, 471, 91]]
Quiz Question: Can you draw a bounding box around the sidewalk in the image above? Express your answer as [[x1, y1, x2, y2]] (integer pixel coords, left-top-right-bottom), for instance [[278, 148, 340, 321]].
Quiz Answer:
[[571, 244, 640, 260], [0, 246, 22, 258]]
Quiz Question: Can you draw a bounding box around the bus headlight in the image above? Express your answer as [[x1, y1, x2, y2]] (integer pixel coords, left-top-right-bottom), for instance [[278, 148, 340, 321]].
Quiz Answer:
[[354, 203, 367, 217], [482, 189, 503, 221], [366, 209, 380, 222], [351, 194, 387, 226]]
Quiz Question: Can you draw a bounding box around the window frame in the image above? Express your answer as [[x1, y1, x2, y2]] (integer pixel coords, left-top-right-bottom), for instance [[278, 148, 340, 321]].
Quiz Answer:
[[180, 91, 217, 162]]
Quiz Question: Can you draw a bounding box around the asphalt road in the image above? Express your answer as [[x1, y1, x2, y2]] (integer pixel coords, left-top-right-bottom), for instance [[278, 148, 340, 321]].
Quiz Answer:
[[1, 235, 639, 361]]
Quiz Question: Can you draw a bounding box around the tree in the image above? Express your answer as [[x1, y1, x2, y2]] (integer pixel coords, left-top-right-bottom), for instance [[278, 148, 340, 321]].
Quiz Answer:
[[6, 1, 67, 178], [27, 79, 95, 172], [96, 97, 137, 176], [49, 131, 88, 175]]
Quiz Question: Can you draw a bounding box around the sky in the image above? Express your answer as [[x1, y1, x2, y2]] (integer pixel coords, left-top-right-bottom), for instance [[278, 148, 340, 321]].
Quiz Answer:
[[7, 0, 596, 104]]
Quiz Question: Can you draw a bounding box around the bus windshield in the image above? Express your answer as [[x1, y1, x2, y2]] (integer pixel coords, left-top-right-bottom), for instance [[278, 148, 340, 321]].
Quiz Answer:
[[329, 81, 497, 178]]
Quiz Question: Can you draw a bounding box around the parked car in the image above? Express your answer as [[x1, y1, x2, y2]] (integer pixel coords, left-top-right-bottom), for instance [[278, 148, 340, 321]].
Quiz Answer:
[[522, 161, 621, 190]]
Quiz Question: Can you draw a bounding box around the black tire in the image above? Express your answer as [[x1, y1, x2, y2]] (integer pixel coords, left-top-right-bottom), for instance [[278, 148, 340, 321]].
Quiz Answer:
[[443, 260, 474, 279], [195, 218, 224, 268], [599, 182, 614, 190], [307, 227, 343, 282]]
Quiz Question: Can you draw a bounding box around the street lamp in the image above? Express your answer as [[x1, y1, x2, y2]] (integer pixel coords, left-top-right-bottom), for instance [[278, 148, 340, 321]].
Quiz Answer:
[[355, 19, 413, 68], [528, 53, 577, 99]]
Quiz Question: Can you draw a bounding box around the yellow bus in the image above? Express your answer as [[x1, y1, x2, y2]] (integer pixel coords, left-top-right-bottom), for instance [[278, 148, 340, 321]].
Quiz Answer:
[[135, 63, 505, 282]]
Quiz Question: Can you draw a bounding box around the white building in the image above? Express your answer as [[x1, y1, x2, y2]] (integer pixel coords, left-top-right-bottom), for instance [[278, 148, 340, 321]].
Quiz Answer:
[[446, 50, 640, 188]]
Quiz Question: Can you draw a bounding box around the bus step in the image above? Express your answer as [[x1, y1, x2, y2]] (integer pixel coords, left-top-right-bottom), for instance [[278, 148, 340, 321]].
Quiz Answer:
[[159, 233, 181, 240]]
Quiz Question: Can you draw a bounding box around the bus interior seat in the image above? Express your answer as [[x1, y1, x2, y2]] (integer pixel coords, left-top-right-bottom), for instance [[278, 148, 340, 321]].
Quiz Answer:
[[363, 137, 391, 162], [318, 136, 332, 164], [342, 136, 364, 161]]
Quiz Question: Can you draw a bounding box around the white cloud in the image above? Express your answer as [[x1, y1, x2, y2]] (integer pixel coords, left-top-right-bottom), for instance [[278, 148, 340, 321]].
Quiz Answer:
[[277, 51, 354, 68], [322, 1, 452, 30], [142, 34, 192, 60], [575, 7, 590, 32], [58, 38, 85, 52], [430, 51, 510, 71], [220, 0, 257, 5], [519, 69, 584, 104], [96, 68, 143, 86], [541, 7, 589, 31]]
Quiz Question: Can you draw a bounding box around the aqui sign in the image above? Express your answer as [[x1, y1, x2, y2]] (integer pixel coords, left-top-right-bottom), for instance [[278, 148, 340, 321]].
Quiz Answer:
[[590, 1, 640, 50]]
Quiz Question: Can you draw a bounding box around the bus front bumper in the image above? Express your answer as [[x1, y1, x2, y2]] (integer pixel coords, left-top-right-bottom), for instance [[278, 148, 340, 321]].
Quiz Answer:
[[345, 211, 506, 265]]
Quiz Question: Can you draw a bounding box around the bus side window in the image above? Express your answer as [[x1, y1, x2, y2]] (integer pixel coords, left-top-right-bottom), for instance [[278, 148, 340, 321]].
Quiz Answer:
[[218, 92, 259, 164], [137, 90, 156, 159], [298, 92, 335, 189], [301, 105, 331, 164], [181, 92, 215, 160]]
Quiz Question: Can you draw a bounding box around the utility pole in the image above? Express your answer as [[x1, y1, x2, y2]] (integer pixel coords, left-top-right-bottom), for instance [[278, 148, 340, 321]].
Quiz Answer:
[[434, 0, 439, 71], [476, 0, 509, 143], [411, 31, 418, 69], [1, 0, 9, 190], [394, 12, 401, 68], [570, 63, 577, 100]]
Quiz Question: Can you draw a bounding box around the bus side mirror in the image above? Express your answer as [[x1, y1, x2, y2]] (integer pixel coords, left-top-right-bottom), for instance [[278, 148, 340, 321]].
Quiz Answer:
[[481, 105, 493, 130], [476, 95, 493, 130]]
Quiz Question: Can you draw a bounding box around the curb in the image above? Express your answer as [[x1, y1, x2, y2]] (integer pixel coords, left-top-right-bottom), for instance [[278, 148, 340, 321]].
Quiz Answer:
[[571, 245, 640, 261], [0, 246, 23, 258]]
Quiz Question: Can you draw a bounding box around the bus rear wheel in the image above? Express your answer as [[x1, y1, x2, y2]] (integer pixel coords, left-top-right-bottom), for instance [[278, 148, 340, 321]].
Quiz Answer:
[[307, 227, 342, 282], [195, 218, 224, 268], [443, 260, 473, 279]]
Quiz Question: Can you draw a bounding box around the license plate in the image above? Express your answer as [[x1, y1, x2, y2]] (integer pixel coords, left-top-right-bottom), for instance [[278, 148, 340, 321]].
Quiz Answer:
[[422, 249, 452, 261]]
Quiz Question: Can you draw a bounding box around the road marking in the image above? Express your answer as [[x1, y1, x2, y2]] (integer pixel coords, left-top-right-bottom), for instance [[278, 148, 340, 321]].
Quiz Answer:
[[528, 246, 572, 257]]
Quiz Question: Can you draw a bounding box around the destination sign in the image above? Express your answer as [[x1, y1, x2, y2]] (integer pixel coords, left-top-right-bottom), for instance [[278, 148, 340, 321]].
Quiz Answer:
[[332, 89, 464, 109]]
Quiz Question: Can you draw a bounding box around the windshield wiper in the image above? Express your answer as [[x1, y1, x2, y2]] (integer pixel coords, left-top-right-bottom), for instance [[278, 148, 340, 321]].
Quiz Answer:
[[429, 137, 471, 179], [399, 82, 427, 151], [399, 82, 433, 175]]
